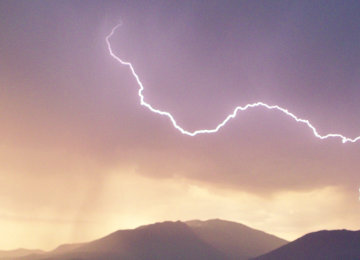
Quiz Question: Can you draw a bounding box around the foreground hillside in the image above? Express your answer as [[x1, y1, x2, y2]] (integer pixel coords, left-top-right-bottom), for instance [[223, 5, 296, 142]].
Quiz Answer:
[[250, 229, 360, 260]]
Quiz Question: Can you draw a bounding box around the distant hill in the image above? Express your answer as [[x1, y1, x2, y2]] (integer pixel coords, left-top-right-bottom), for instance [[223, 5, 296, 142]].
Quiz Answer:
[[0, 249, 45, 259], [186, 219, 288, 260], [250, 229, 360, 260], [8, 219, 288, 260], [0, 243, 85, 260]]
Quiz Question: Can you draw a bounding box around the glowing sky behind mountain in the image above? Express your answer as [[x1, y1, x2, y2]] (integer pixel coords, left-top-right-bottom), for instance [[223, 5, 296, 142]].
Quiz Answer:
[[0, 0, 360, 250]]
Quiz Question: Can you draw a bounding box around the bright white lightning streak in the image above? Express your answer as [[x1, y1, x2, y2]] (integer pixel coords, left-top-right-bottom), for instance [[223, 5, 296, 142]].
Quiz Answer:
[[106, 24, 360, 143]]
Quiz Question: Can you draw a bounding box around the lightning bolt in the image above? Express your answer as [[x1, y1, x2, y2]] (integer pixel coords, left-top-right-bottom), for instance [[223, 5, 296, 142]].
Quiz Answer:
[[106, 24, 360, 143]]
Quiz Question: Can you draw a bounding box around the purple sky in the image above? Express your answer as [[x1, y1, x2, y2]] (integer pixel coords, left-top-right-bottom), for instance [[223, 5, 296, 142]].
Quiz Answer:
[[0, 0, 360, 250]]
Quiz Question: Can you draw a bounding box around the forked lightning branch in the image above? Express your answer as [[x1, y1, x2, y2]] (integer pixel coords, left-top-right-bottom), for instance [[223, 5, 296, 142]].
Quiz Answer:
[[106, 24, 360, 144]]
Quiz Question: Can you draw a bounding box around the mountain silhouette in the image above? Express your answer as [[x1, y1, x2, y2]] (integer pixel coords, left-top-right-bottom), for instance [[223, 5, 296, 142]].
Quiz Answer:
[[3, 220, 359, 260], [250, 229, 360, 260], [7, 219, 288, 260]]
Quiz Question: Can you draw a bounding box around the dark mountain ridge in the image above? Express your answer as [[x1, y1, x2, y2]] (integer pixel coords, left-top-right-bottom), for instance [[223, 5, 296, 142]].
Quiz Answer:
[[251, 229, 360, 260], [3, 220, 360, 260]]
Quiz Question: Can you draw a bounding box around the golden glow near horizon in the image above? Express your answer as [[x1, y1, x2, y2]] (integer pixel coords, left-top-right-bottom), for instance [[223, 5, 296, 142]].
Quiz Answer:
[[0, 165, 358, 250]]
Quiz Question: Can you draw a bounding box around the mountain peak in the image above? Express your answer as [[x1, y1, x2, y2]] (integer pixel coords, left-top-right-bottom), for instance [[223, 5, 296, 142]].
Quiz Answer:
[[68, 219, 230, 260]]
